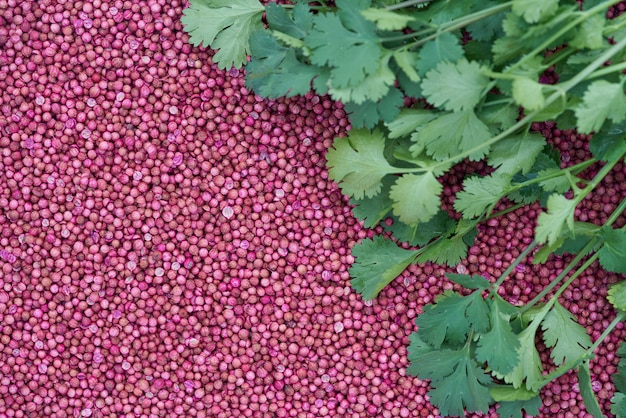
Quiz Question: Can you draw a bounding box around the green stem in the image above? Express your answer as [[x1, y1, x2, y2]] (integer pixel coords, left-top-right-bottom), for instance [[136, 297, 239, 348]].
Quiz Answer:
[[518, 239, 599, 314], [383, 2, 512, 45], [509, 159, 597, 191], [538, 311, 626, 386], [489, 241, 538, 295], [508, 0, 624, 74], [572, 151, 625, 206], [586, 61, 626, 81], [606, 197, 626, 227], [487, 201, 528, 219], [386, 0, 432, 11]]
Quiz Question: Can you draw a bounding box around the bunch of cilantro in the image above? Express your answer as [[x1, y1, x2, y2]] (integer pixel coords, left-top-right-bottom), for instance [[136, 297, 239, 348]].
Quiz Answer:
[[181, 0, 626, 416]]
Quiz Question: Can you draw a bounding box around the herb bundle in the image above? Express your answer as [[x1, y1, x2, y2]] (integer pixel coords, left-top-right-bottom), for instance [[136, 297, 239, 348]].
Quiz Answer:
[[181, 0, 626, 416]]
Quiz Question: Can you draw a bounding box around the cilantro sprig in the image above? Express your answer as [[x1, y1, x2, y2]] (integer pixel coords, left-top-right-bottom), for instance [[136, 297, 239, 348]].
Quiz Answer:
[[181, 0, 626, 415]]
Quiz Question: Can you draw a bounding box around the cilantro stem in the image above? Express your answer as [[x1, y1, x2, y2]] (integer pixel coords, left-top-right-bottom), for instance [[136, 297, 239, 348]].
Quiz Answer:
[[489, 240, 538, 296], [509, 158, 597, 192], [586, 61, 626, 81], [605, 196, 626, 227], [508, 0, 625, 74], [385, 0, 431, 11], [382, 3, 512, 45], [518, 239, 599, 315], [487, 201, 527, 219]]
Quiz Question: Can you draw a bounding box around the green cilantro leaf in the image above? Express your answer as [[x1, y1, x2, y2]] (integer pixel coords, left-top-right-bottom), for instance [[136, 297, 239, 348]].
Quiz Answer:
[[454, 174, 512, 218], [406, 332, 437, 376], [361, 8, 415, 30], [415, 110, 492, 161], [488, 133, 546, 175], [349, 236, 418, 300], [416, 234, 473, 267], [246, 31, 321, 98], [512, 78, 546, 111], [537, 169, 572, 193], [467, 4, 505, 41], [389, 173, 442, 225], [598, 228, 626, 274], [421, 59, 490, 112], [328, 52, 395, 104], [490, 384, 539, 402], [385, 109, 436, 139], [393, 50, 421, 83], [181, 0, 265, 69], [535, 194, 577, 245], [494, 306, 547, 391], [306, 0, 381, 89], [611, 341, 626, 417], [265, 2, 312, 39], [479, 103, 519, 134], [512, 0, 559, 24], [541, 301, 591, 365], [570, 14, 606, 50], [426, 348, 493, 416], [415, 32, 464, 76], [575, 80, 626, 134], [589, 120, 626, 162], [344, 87, 404, 129], [445, 273, 491, 290], [415, 290, 489, 348], [496, 396, 543, 418], [608, 280, 626, 312], [326, 129, 397, 199], [384, 210, 456, 247], [476, 298, 521, 375], [578, 361, 606, 418], [349, 176, 395, 228]]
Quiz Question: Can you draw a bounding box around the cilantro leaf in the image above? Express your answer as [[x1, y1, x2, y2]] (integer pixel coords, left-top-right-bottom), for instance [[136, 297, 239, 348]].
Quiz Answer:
[[479, 103, 519, 134], [535, 194, 577, 245], [416, 32, 464, 76], [512, 78, 546, 111], [537, 169, 572, 193], [496, 396, 543, 418], [344, 87, 404, 129], [424, 348, 493, 416], [349, 176, 394, 228], [589, 120, 626, 162], [476, 298, 521, 375], [611, 342, 626, 417], [415, 110, 492, 161], [416, 234, 473, 267], [570, 14, 606, 50], [415, 290, 489, 348], [328, 52, 395, 104], [454, 174, 512, 218], [494, 308, 546, 391], [575, 80, 626, 134], [393, 50, 421, 82], [181, 0, 265, 70], [389, 173, 442, 225], [349, 236, 418, 300], [445, 273, 491, 290], [265, 2, 312, 39], [608, 280, 626, 312], [578, 361, 606, 418], [246, 31, 321, 98], [384, 210, 456, 247], [541, 301, 591, 365], [488, 133, 546, 175], [421, 59, 490, 113], [385, 109, 436, 139], [306, 0, 381, 89], [512, 0, 559, 24], [467, 4, 505, 41], [490, 385, 540, 402], [598, 227, 626, 274], [361, 8, 415, 30], [326, 129, 397, 200]]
